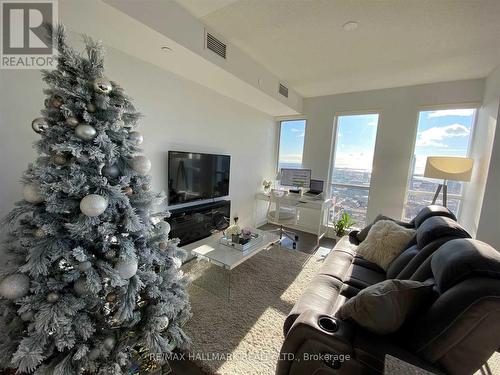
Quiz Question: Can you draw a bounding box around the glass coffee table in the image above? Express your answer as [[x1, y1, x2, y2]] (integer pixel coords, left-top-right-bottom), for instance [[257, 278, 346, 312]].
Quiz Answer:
[[181, 229, 279, 300]]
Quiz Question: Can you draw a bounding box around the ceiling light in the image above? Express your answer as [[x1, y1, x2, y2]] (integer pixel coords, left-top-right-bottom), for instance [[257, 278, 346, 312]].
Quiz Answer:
[[161, 46, 172, 52], [342, 21, 358, 31]]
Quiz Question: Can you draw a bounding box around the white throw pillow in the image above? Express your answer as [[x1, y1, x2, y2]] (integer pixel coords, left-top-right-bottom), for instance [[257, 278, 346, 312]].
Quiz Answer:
[[356, 220, 415, 271]]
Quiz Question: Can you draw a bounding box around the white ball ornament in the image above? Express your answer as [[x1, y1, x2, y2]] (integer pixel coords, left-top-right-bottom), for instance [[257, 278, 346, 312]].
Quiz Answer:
[[115, 119, 125, 128], [103, 336, 116, 350], [0, 274, 30, 300], [73, 278, 89, 296], [156, 221, 171, 236], [130, 155, 151, 176], [23, 183, 44, 203], [20, 311, 34, 321], [93, 77, 112, 94], [80, 194, 108, 217], [128, 131, 143, 145], [78, 261, 92, 272], [32, 117, 49, 134], [88, 348, 100, 360], [66, 117, 79, 128], [75, 124, 97, 141], [114, 259, 138, 279]]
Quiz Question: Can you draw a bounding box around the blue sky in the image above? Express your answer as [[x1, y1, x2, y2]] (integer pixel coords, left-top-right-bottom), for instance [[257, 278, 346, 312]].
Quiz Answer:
[[279, 109, 475, 173]]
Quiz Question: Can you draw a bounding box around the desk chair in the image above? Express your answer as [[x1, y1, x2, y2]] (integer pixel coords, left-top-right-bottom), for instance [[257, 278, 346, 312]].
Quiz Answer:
[[266, 189, 299, 249]]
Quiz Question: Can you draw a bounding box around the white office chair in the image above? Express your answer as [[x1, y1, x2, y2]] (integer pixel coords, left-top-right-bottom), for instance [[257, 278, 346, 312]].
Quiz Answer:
[[266, 189, 299, 249]]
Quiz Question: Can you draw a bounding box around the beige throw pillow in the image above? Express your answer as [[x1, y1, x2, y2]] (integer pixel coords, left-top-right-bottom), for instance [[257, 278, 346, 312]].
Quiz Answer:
[[356, 220, 415, 271]]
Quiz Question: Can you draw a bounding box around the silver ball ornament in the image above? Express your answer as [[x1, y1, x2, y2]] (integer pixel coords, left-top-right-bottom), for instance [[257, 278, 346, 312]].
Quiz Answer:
[[88, 348, 100, 360], [102, 164, 120, 179], [23, 183, 44, 203], [157, 316, 170, 331], [156, 221, 171, 236], [128, 131, 143, 145], [75, 124, 97, 141], [80, 194, 108, 217], [0, 274, 30, 300], [86, 103, 96, 113], [130, 155, 151, 176], [20, 310, 34, 321], [73, 278, 89, 296], [78, 261, 92, 272], [32, 117, 49, 134], [66, 117, 79, 128], [93, 78, 112, 94], [114, 259, 138, 279], [103, 336, 116, 350], [47, 292, 60, 303]]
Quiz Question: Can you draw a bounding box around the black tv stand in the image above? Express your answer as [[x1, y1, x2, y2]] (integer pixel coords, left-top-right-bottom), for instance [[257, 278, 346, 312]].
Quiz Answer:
[[167, 200, 231, 247]]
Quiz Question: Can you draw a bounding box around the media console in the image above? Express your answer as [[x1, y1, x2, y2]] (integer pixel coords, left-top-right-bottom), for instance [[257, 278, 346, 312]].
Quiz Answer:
[[167, 200, 231, 247]]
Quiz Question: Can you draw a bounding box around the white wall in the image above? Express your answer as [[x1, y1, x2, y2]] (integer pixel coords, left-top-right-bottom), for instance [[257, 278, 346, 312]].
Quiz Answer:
[[0, 41, 276, 233], [476, 66, 500, 249], [301, 79, 485, 225]]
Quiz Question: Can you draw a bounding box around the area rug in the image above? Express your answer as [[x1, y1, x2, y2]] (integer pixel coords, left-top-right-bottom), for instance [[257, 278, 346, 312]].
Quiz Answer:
[[182, 245, 322, 375]]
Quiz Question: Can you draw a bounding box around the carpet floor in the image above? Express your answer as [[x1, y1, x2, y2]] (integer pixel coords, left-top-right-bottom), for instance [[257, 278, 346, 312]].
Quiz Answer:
[[182, 245, 322, 375]]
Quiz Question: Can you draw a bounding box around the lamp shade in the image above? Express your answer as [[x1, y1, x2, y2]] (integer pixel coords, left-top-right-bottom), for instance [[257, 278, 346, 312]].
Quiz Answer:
[[424, 156, 473, 182]]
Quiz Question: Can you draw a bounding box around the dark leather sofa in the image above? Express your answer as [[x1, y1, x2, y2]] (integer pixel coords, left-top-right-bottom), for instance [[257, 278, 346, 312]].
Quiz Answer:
[[277, 206, 500, 375]]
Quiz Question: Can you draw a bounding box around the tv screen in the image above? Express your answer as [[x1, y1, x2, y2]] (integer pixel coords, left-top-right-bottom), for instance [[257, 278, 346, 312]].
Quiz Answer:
[[168, 151, 230, 205]]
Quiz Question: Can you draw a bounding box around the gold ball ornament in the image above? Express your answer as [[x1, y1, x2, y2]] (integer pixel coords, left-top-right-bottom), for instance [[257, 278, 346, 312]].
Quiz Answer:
[[34, 228, 46, 238], [86, 103, 96, 113], [47, 292, 60, 303], [93, 77, 112, 94], [66, 117, 79, 128], [50, 96, 63, 108], [106, 292, 117, 303], [122, 186, 133, 196], [32, 117, 49, 134], [159, 242, 167, 250], [52, 153, 67, 166], [104, 249, 116, 259]]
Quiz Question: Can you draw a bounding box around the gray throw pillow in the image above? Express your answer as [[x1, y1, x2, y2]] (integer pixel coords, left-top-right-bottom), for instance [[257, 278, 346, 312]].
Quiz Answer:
[[336, 279, 434, 334]]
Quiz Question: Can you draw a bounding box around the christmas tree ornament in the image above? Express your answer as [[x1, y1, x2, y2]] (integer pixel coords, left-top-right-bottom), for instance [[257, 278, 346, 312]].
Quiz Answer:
[[130, 155, 151, 175], [86, 103, 96, 113], [106, 292, 117, 303], [102, 164, 120, 179], [103, 336, 116, 350], [159, 242, 167, 250], [44, 98, 50, 108], [80, 194, 108, 217], [66, 116, 79, 128], [93, 77, 112, 94], [142, 183, 151, 191], [88, 348, 100, 360], [0, 274, 30, 300], [114, 259, 138, 279], [52, 153, 67, 166], [20, 311, 34, 321], [157, 316, 170, 331], [31, 117, 49, 134], [23, 183, 44, 203], [46, 292, 60, 303], [78, 261, 92, 272], [104, 249, 116, 259], [122, 186, 133, 196], [75, 124, 97, 141], [50, 95, 63, 108], [156, 221, 171, 236], [113, 102, 124, 110], [34, 228, 46, 238], [128, 131, 143, 145], [73, 278, 89, 296]]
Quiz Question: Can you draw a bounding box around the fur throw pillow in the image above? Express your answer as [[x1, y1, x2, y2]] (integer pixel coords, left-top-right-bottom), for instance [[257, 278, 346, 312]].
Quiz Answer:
[[356, 220, 415, 271]]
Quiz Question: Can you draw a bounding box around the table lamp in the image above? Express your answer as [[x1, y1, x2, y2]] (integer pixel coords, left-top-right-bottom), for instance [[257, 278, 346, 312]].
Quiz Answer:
[[424, 156, 474, 206]]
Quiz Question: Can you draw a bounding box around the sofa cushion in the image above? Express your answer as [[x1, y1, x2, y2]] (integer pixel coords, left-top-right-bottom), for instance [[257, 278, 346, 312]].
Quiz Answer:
[[386, 245, 419, 279], [318, 249, 354, 281], [356, 220, 416, 271], [337, 279, 434, 334], [342, 263, 386, 290], [432, 238, 500, 292], [416, 216, 470, 249], [410, 205, 457, 228]]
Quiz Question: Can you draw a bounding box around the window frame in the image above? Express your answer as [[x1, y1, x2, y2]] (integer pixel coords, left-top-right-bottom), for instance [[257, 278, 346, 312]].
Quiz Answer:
[[402, 104, 480, 220], [276, 117, 308, 173], [329, 111, 381, 226]]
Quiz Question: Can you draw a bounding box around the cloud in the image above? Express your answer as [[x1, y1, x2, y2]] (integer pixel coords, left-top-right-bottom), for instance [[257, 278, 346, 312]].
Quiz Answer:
[[334, 151, 374, 171], [290, 128, 302, 132], [416, 123, 470, 148], [367, 120, 378, 126], [427, 109, 475, 118], [280, 154, 303, 164]]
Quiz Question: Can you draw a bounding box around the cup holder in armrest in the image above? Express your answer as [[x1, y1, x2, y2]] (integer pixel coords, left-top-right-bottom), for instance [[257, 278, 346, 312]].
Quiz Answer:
[[318, 316, 338, 333]]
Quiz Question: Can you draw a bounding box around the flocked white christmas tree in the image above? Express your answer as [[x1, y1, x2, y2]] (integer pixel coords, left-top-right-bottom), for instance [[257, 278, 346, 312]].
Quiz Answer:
[[0, 25, 191, 374]]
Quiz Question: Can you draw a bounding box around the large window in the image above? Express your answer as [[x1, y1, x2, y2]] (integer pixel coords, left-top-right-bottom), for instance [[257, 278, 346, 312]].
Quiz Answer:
[[277, 119, 306, 170], [403, 108, 476, 220], [330, 114, 379, 228]]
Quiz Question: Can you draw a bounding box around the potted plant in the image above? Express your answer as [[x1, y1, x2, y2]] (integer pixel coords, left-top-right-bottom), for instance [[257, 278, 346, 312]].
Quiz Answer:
[[333, 211, 355, 240], [262, 179, 272, 194]]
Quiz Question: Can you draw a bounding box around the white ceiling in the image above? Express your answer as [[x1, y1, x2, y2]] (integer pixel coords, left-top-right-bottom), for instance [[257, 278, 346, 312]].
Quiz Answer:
[[176, 0, 500, 97]]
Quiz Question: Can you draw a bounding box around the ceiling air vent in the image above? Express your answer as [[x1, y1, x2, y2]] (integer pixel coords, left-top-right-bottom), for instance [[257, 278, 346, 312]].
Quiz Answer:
[[279, 83, 289, 98], [205, 31, 227, 59]]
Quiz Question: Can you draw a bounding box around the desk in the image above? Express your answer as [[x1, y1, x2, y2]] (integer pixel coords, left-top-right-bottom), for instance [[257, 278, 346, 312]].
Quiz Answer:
[[255, 192, 334, 246]]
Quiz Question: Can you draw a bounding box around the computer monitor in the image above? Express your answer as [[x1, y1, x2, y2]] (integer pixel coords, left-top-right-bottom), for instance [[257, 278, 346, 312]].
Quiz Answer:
[[309, 179, 324, 193], [280, 168, 311, 188]]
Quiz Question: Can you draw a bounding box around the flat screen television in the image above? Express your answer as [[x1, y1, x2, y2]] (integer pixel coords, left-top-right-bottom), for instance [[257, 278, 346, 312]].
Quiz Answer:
[[168, 151, 230, 205]]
